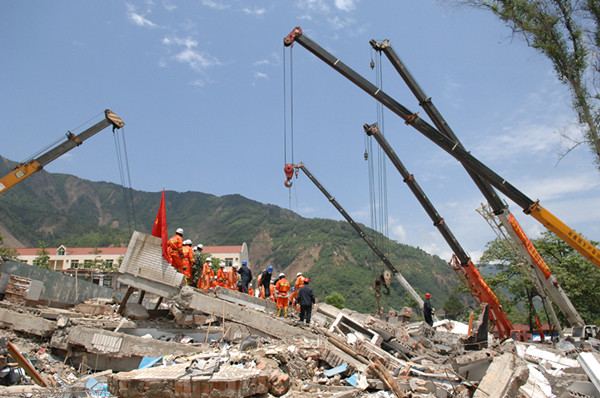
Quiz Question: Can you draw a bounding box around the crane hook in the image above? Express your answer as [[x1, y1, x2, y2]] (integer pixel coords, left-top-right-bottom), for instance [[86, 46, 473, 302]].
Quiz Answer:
[[284, 163, 294, 188]]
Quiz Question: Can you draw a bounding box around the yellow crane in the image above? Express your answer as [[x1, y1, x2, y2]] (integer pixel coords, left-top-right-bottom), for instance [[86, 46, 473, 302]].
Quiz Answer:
[[0, 109, 124, 195]]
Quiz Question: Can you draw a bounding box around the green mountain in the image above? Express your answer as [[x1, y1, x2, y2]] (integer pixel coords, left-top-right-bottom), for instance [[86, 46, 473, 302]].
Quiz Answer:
[[0, 155, 460, 313]]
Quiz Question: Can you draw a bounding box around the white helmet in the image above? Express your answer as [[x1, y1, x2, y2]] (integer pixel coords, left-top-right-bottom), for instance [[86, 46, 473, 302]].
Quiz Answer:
[[296, 272, 303, 277], [197, 244, 204, 250], [176, 228, 184, 235], [183, 239, 192, 245], [233, 263, 240, 270], [219, 262, 225, 267], [279, 273, 285, 278], [206, 257, 212, 262]]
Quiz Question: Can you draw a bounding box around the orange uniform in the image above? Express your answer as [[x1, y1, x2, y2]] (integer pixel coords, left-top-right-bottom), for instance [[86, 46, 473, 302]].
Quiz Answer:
[[201, 261, 213, 292], [167, 234, 183, 270], [291, 275, 305, 310], [248, 287, 254, 296], [216, 268, 228, 288], [275, 277, 291, 309], [227, 267, 239, 290], [269, 284, 276, 302], [181, 245, 194, 284]]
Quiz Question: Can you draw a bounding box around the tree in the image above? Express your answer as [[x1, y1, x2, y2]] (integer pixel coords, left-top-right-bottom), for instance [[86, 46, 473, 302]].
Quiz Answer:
[[443, 293, 466, 320], [33, 242, 51, 270], [479, 231, 600, 327], [454, 0, 600, 168], [533, 231, 600, 325], [0, 233, 19, 260], [325, 292, 345, 309]]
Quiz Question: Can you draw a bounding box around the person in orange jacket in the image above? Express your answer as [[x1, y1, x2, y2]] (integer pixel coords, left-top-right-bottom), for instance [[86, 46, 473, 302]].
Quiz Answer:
[[181, 239, 194, 285], [269, 280, 276, 303], [248, 283, 255, 297], [167, 228, 184, 271], [215, 262, 228, 288], [291, 272, 305, 311], [275, 273, 291, 317], [200, 257, 214, 293], [228, 263, 240, 290]]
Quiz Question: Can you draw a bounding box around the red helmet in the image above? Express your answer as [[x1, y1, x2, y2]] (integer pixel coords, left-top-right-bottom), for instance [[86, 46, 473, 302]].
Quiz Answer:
[[425, 293, 431, 299], [304, 278, 310, 284]]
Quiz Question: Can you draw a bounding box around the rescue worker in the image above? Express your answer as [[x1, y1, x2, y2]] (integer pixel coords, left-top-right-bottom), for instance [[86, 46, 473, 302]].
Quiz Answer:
[[167, 228, 184, 271], [200, 257, 213, 293], [297, 278, 315, 324], [248, 283, 255, 297], [257, 270, 265, 298], [238, 260, 252, 294], [260, 266, 274, 299], [215, 261, 228, 288], [269, 280, 276, 303], [228, 263, 240, 290], [291, 272, 305, 311], [275, 272, 291, 317], [181, 239, 194, 285], [423, 293, 434, 326], [192, 244, 204, 284]]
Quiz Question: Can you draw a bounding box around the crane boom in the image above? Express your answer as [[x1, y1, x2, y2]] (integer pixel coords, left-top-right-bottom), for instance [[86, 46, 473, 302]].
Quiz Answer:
[[292, 162, 431, 319], [362, 123, 513, 338], [0, 109, 124, 195], [284, 26, 600, 270], [370, 39, 583, 329]]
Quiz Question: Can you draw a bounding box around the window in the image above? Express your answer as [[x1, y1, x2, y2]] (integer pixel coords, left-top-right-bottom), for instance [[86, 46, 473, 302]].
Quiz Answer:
[[57, 247, 65, 255], [84, 260, 92, 268], [103, 276, 113, 288], [71, 260, 79, 269], [105, 260, 113, 266], [225, 258, 233, 267]]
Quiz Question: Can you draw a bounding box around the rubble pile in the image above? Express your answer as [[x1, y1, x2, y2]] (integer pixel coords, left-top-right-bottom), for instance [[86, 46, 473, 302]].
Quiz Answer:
[[0, 287, 599, 398]]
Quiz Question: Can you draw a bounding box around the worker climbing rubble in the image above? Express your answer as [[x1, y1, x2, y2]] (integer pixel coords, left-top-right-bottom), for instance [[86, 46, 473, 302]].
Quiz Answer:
[[238, 260, 252, 294], [167, 228, 184, 271], [181, 240, 194, 286], [275, 272, 291, 317], [192, 244, 204, 284]]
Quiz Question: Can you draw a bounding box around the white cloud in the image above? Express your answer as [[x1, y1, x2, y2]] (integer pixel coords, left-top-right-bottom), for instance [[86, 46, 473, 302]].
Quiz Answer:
[[389, 219, 407, 243], [242, 7, 266, 16], [297, 0, 330, 14], [334, 0, 357, 12], [254, 71, 268, 80], [202, 0, 230, 10], [253, 59, 270, 66], [162, 0, 176, 11], [190, 79, 206, 87], [126, 3, 158, 28], [163, 35, 220, 72]]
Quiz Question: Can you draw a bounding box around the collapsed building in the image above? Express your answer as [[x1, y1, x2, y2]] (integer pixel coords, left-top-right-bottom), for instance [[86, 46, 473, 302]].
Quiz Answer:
[[0, 232, 599, 397]]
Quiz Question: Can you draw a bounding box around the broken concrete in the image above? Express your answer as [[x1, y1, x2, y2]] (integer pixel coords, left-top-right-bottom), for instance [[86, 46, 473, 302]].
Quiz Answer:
[[0, 306, 56, 337], [473, 352, 529, 398]]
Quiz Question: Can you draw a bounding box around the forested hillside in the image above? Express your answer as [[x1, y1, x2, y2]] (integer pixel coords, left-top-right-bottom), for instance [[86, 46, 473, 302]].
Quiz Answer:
[[0, 155, 461, 314]]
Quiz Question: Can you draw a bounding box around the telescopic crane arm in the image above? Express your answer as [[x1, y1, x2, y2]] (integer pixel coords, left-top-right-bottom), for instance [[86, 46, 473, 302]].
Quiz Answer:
[[362, 123, 513, 338], [0, 109, 124, 195], [370, 39, 583, 329], [292, 161, 434, 319], [284, 27, 600, 270]]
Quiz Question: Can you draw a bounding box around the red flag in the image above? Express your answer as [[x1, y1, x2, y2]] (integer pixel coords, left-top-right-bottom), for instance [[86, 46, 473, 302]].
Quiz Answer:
[[152, 189, 169, 262]]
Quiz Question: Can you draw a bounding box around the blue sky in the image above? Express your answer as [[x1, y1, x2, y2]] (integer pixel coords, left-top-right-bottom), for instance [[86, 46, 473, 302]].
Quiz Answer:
[[2, 1, 599, 263]]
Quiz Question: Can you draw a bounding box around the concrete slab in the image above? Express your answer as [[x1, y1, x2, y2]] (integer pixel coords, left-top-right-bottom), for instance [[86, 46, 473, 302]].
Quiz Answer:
[[118, 231, 183, 298], [107, 362, 269, 398], [175, 286, 310, 341], [214, 286, 278, 313], [0, 307, 56, 337], [50, 325, 204, 372], [578, 352, 600, 394], [473, 353, 529, 398]]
